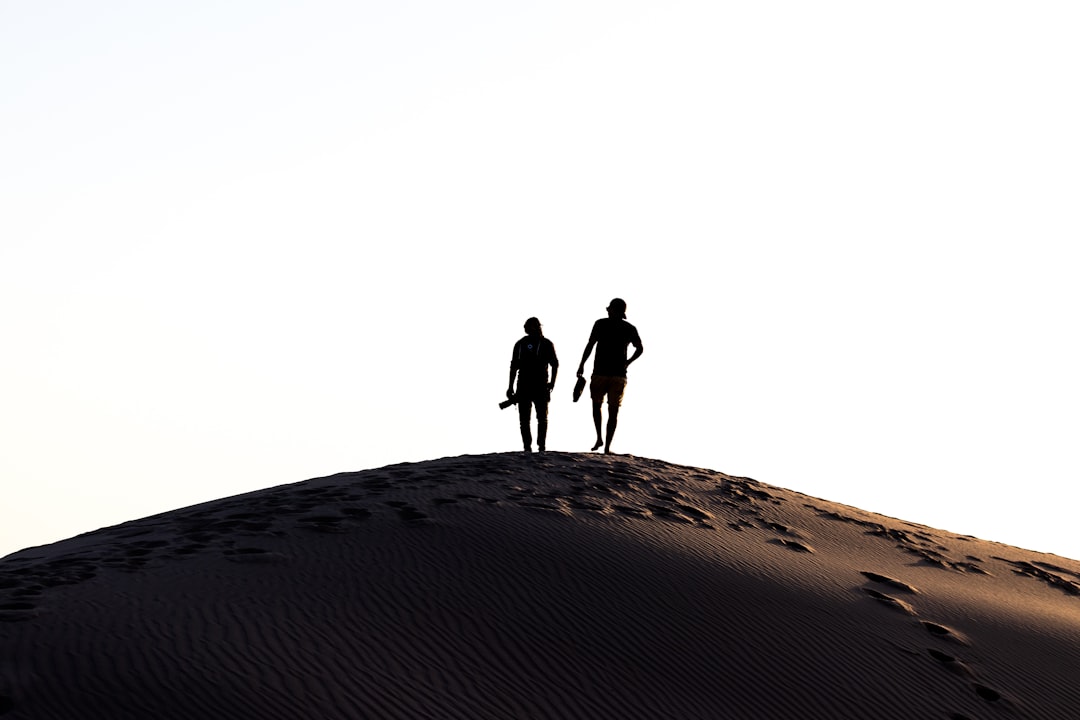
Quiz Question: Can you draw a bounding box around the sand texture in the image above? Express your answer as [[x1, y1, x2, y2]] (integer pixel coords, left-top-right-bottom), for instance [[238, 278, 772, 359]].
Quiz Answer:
[[2, 452, 1079, 719]]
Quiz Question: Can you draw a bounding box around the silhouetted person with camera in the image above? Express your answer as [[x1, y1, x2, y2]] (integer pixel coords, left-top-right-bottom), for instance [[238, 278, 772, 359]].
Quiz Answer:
[[508, 317, 559, 453], [577, 298, 643, 454]]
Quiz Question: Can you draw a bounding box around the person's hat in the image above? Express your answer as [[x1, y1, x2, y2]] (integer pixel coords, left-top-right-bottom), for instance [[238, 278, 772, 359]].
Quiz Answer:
[[607, 298, 627, 319]]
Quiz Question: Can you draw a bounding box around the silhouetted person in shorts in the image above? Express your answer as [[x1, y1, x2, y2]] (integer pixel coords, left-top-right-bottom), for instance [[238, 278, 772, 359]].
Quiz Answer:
[[576, 298, 643, 454], [508, 317, 559, 453]]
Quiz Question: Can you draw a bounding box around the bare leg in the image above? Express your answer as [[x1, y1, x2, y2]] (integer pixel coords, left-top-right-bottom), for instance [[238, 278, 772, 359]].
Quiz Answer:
[[604, 403, 620, 454], [591, 399, 604, 451]]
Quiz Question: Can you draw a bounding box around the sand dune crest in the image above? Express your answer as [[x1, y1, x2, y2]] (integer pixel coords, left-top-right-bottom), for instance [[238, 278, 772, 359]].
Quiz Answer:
[[2, 452, 1079, 719]]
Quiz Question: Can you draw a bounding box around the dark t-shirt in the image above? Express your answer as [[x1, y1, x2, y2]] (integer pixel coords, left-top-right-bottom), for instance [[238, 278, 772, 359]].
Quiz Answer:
[[589, 318, 641, 378], [511, 335, 558, 397]]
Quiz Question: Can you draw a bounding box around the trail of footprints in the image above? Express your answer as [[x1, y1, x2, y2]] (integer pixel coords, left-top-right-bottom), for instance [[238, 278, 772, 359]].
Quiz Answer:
[[0, 454, 815, 625], [809, 502, 1079, 715], [4, 452, 1071, 636], [810, 505, 993, 574], [813, 501, 1080, 598], [992, 557, 1080, 596], [858, 570, 1011, 714], [2, 452, 1073, 719]]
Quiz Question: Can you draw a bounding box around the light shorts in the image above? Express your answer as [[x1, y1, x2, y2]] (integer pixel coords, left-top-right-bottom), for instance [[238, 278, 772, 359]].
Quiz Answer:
[[590, 375, 628, 406]]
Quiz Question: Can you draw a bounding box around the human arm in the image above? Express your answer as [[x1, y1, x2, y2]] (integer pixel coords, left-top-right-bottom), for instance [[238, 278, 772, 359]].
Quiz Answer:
[[577, 341, 595, 377], [626, 337, 643, 370], [508, 340, 519, 398], [548, 341, 559, 391], [577, 322, 599, 377]]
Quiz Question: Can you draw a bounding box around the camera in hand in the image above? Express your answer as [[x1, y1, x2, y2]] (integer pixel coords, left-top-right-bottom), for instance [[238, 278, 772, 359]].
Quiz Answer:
[[499, 394, 518, 410]]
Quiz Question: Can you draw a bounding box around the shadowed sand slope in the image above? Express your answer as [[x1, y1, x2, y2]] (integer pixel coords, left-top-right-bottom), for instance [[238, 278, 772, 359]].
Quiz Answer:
[[2, 453, 1079, 719]]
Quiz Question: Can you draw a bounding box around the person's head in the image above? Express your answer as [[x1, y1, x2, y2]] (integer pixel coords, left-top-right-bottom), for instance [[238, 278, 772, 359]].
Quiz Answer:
[[606, 298, 627, 319], [524, 317, 543, 336]]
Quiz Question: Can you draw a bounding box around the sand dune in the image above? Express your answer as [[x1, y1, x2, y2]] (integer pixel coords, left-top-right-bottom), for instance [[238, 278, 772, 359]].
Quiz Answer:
[[2, 452, 1079, 719]]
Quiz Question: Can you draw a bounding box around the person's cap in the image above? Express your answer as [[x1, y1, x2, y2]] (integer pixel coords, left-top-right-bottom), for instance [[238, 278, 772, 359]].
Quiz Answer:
[[607, 298, 627, 318]]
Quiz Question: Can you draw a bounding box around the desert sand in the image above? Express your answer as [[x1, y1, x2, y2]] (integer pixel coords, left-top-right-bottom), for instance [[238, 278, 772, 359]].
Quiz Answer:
[[2, 452, 1079, 719]]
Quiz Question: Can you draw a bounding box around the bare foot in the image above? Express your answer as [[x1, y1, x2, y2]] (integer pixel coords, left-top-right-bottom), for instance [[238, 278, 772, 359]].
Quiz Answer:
[[591, 439, 604, 451]]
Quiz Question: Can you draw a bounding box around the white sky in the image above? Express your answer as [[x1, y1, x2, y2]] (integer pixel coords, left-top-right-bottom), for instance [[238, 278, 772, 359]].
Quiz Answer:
[[2, 1, 1078, 560]]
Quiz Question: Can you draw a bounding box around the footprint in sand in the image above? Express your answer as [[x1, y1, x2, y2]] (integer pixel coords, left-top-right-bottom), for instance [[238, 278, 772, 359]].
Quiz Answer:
[[974, 684, 1004, 703], [920, 621, 967, 645], [761, 522, 813, 553], [927, 649, 975, 679], [928, 650, 1010, 709], [860, 571, 919, 594], [769, 538, 815, 553], [862, 588, 915, 614]]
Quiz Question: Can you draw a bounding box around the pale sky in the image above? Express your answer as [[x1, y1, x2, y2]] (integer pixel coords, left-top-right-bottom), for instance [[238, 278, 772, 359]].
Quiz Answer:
[[3, 1, 1078, 561]]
